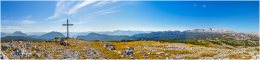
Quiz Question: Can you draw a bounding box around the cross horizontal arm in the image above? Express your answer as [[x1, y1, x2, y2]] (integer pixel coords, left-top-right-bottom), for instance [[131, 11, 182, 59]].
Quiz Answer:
[[62, 24, 73, 26]]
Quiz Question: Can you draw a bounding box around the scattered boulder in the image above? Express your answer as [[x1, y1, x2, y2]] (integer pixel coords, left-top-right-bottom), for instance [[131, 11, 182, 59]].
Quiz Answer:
[[12, 48, 21, 59], [123, 47, 134, 56], [1, 52, 8, 59], [1, 44, 12, 51], [34, 53, 41, 58], [104, 44, 116, 50], [85, 48, 100, 58], [60, 39, 70, 46]]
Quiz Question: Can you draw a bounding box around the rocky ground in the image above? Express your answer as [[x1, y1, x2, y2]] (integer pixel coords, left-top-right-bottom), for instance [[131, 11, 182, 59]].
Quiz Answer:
[[1, 38, 259, 59]]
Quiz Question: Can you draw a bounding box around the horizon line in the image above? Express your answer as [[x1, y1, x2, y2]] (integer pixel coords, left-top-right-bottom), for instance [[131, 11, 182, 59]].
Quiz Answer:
[[1, 28, 259, 33]]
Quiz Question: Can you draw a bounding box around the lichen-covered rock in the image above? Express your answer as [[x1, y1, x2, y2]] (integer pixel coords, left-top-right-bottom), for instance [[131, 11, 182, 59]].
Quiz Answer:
[[123, 47, 134, 56], [104, 44, 116, 50]]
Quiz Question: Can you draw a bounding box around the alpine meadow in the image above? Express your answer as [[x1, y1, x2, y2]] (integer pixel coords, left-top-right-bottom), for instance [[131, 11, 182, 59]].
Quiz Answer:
[[1, 0, 259, 59]]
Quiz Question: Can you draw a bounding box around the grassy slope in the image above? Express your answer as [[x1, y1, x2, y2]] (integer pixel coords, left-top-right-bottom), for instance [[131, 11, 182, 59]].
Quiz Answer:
[[1, 39, 259, 59]]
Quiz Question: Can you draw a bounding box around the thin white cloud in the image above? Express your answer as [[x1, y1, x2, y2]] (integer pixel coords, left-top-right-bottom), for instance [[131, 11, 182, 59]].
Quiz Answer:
[[48, 0, 74, 20], [48, 0, 65, 20], [93, 0, 118, 7], [97, 10, 119, 15], [48, 0, 119, 20], [95, 4, 121, 15], [68, 0, 98, 15]]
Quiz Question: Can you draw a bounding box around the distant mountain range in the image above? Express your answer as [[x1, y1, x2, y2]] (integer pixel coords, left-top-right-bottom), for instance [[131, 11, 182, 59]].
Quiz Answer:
[[1, 31, 65, 41], [1, 31, 27, 37], [77, 29, 258, 41], [96, 30, 151, 36], [1, 30, 148, 41], [1, 29, 259, 41], [39, 31, 65, 40], [132, 30, 258, 41], [11, 31, 27, 36], [16, 30, 149, 38], [77, 33, 131, 41]]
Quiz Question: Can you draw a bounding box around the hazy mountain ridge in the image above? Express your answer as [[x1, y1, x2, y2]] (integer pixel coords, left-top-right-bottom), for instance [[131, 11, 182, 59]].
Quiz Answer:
[[1, 32, 8, 37], [77, 32, 131, 41], [132, 29, 259, 41], [1, 31, 65, 41], [38, 31, 65, 40], [96, 30, 151, 36], [1, 31, 28, 37], [1, 29, 259, 41]]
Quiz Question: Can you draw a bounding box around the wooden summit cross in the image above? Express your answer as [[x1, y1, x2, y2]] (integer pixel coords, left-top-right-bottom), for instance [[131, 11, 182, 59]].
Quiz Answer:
[[62, 18, 73, 38]]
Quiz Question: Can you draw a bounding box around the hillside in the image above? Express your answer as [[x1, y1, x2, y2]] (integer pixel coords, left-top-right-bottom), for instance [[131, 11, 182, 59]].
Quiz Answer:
[[1, 38, 259, 59]]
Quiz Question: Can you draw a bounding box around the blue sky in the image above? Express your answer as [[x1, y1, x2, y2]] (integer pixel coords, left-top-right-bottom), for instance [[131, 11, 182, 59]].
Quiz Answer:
[[1, 1, 259, 33]]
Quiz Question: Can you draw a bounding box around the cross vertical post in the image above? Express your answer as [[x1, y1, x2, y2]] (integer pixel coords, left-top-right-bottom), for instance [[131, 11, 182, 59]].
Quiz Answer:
[[62, 18, 73, 38], [67, 19, 69, 38]]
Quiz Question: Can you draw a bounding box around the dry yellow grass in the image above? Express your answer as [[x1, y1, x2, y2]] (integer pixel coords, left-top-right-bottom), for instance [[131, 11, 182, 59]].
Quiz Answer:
[[200, 52, 218, 57], [1, 39, 259, 59]]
